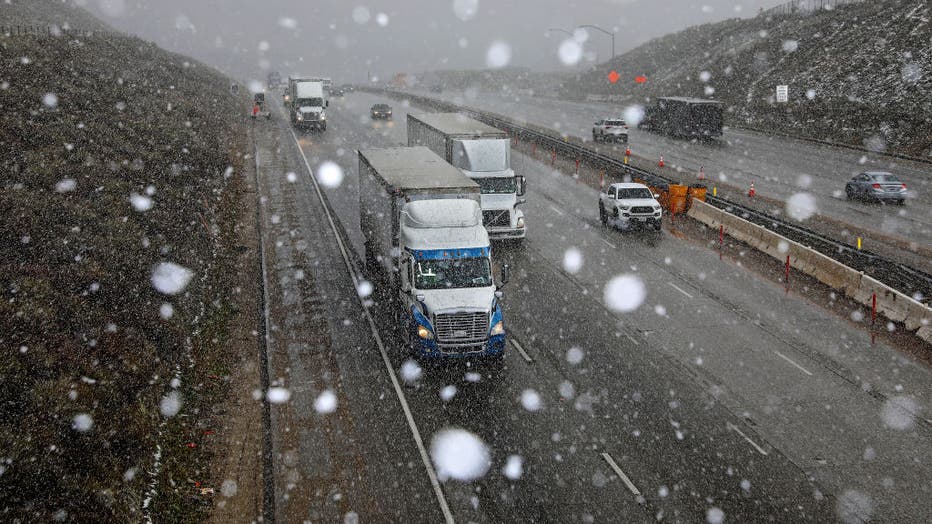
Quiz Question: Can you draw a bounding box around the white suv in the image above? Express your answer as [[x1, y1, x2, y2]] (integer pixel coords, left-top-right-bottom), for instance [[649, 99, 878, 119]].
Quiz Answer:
[[592, 119, 629, 143], [599, 182, 662, 231]]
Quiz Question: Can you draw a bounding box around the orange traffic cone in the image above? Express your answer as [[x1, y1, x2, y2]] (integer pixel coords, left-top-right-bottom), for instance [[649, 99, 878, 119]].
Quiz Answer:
[[658, 155, 665, 168], [748, 182, 756, 198]]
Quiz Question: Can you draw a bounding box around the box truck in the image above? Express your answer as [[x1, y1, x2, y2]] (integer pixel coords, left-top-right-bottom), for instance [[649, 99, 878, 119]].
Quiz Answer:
[[358, 146, 509, 359], [286, 76, 329, 130], [407, 113, 527, 241]]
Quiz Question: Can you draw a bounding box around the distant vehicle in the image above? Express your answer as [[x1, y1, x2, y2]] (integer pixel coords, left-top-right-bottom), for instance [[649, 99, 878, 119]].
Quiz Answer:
[[250, 92, 270, 119], [287, 77, 329, 131], [341, 84, 355, 92], [267, 71, 282, 89], [407, 113, 527, 241], [592, 118, 628, 143], [370, 103, 392, 119], [845, 172, 907, 205], [638, 97, 723, 139], [358, 146, 508, 360], [429, 84, 443, 93], [599, 182, 663, 231], [331, 87, 344, 97]]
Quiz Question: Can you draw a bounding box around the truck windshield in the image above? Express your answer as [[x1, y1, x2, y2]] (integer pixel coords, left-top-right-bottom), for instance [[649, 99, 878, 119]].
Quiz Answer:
[[452, 139, 510, 172], [476, 177, 516, 194], [414, 257, 492, 290], [617, 187, 654, 199], [296, 97, 323, 107]]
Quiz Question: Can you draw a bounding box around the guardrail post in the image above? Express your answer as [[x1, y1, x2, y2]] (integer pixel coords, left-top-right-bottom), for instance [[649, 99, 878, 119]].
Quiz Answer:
[[784, 255, 791, 293], [719, 224, 724, 259], [551, 149, 556, 166], [871, 292, 877, 345]]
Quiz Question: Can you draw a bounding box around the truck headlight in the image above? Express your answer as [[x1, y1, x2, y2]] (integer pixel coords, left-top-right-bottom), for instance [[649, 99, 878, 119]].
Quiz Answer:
[[516, 216, 525, 228], [296, 113, 303, 121], [490, 321, 504, 336], [417, 325, 433, 339], [320, 114, 326, 120]]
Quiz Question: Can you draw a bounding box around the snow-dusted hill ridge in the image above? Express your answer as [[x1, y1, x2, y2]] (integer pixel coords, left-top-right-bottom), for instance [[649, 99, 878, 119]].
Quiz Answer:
[[571, 0, 931, 157]]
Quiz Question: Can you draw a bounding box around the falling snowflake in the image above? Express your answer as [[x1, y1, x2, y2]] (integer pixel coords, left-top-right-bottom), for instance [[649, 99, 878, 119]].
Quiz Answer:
[[430, 428, 491, 481]]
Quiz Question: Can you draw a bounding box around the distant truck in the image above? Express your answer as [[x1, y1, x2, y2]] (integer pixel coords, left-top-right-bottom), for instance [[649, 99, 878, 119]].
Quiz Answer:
[[267, 71, 282, 89], [407, 113, 527, 241], [286, 76, 328, 131], [358, 146, 509, 360], [638, 97, 723, 139]]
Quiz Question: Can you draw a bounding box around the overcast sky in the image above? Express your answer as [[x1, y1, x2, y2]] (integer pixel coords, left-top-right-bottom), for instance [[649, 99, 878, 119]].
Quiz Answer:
[[78, 0, 778, 84]]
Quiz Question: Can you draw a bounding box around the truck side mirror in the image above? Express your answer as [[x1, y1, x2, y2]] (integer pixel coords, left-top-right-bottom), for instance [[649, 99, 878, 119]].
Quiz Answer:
[[500, 264, 510, 286], [326, 100, 330, 107], [517, 175, 526, 197]]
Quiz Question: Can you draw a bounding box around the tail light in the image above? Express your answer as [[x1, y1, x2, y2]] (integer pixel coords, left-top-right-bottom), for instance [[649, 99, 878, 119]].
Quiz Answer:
[[871, 183, 881, 189], [901, 183, 907, 189]]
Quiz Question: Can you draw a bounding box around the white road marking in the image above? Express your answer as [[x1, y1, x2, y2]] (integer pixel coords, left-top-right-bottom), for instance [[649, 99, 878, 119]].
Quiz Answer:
[[624, 333, 639, 346], [601, 238, 617, 249], [667, 282, 694, 298], [284, 123, 455, 524], [773, 350, 813, 376], [549, 205, 565, 216], [726, 422, 769, 456], [600, 452, 642, 496], [510, 338, 534, 363]]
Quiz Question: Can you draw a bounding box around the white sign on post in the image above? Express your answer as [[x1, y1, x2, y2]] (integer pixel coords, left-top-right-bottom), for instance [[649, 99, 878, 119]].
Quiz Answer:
[[776, 85, 789, 103]]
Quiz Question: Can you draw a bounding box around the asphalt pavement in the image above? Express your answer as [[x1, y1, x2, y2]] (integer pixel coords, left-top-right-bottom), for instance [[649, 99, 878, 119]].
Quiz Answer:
[[251, 91, 931, 522]]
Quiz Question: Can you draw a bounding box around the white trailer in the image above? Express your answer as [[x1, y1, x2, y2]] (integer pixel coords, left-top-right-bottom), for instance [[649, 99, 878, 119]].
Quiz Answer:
[[407, 113, 527, 241], [358, 146, 509, 359]]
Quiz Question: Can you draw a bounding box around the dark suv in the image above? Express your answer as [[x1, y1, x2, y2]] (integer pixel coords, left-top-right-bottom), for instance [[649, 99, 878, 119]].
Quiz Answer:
[[370, 103, 392, 120]]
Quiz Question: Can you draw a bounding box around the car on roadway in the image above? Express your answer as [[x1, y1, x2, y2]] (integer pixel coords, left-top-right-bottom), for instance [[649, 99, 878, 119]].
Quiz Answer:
[[592, 118, 629, 143], [599, 182, 663, 231], [370, 103, 393, 120], [845, 171, 907, 205], [330, 87, 344, 97]]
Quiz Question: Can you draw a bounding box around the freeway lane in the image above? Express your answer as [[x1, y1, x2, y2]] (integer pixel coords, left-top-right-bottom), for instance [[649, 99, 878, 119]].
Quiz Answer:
[[403, 87, 932, 271], [299, 93, 837, 521], [324, 90, 932, 518], [261, 91, 930, 521]]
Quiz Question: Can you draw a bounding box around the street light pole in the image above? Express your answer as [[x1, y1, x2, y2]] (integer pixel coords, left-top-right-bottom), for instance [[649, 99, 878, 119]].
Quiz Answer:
[[546, 27, 574, 38], [578, 24, 614, 61]]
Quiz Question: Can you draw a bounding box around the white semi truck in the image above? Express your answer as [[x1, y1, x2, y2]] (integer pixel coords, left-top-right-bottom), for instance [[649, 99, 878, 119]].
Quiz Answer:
[[286, 76, 328, 131], [358, 146, 509, 359], [407, 113, 526, 241]]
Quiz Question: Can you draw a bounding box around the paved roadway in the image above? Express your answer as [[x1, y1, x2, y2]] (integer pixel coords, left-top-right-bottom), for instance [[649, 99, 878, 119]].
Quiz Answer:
[[252, 91, 931, 522], [403, 87, 932, 272]]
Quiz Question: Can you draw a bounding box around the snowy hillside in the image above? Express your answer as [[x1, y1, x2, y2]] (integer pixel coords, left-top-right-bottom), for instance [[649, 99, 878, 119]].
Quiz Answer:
[[570, 0, 931, 157]]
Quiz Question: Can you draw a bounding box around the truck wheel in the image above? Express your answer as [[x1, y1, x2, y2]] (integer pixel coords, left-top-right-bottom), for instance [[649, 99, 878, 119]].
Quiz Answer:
[[599, 205, 607, 225]]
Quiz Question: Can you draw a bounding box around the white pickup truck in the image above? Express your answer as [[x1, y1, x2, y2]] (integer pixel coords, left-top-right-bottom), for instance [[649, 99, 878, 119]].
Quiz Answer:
[[598, 182, 663, 231]]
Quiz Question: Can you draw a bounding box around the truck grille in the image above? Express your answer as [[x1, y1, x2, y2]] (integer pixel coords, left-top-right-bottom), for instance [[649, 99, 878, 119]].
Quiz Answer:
[[434, 311, 488, 342], [630, 206, 655, 214], [483, 210, 511, 228]]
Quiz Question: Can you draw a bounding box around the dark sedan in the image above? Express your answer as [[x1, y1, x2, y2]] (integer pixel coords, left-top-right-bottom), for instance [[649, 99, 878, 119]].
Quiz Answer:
[[370, 103, 392, 120], [845, 172, 907, 204]]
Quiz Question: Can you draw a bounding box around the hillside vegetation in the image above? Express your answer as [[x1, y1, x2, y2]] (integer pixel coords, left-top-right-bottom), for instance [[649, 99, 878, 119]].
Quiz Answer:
[[569, 0, 931, 157], [0, 2, 246, 521]]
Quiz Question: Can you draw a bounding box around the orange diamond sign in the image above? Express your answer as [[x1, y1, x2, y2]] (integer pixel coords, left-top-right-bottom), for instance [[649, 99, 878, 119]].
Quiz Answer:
[[607, 70, 620, 84]]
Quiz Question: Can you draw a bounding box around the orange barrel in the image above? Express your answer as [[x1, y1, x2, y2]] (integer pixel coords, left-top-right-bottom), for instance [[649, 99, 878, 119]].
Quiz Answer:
[[667, 184, 689, 215]]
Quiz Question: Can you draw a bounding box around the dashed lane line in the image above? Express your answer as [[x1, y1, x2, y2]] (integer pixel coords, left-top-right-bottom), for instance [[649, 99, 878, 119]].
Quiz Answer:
[[773, 350, 814, 376], [667, 282, 694, 298], [726, 422, 769, 456], [510, 338, 534, 363], [600, 452, 642, 496]]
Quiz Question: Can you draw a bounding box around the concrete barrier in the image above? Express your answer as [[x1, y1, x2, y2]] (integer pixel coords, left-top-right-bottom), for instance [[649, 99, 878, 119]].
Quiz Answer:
[[687, 200, 932, 343]]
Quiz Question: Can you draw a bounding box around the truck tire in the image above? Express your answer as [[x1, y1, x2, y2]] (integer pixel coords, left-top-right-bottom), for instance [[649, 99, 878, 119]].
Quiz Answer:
[[599, 204, 607, 225]]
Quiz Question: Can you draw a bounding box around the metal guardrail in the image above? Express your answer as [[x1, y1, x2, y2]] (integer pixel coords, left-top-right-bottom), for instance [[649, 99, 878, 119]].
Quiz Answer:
[[758, 0, 863, 18], [363, 87, 932, 304]]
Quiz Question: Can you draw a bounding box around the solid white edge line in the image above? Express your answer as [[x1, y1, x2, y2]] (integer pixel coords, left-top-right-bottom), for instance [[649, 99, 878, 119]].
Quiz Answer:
[[601, 238, 617, 249], [510, 338, 534, 363], [773, 350, 814, 376], [280, 108, 455, 524], [667, 281, 694, 298], [726, 422, 769, 456], [600, 452, 642, 496], [549, 204, 565, 216]]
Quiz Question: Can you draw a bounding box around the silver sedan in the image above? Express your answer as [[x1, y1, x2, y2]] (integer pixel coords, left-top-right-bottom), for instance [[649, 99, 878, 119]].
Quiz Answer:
[[844, 171, 907, 205]]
